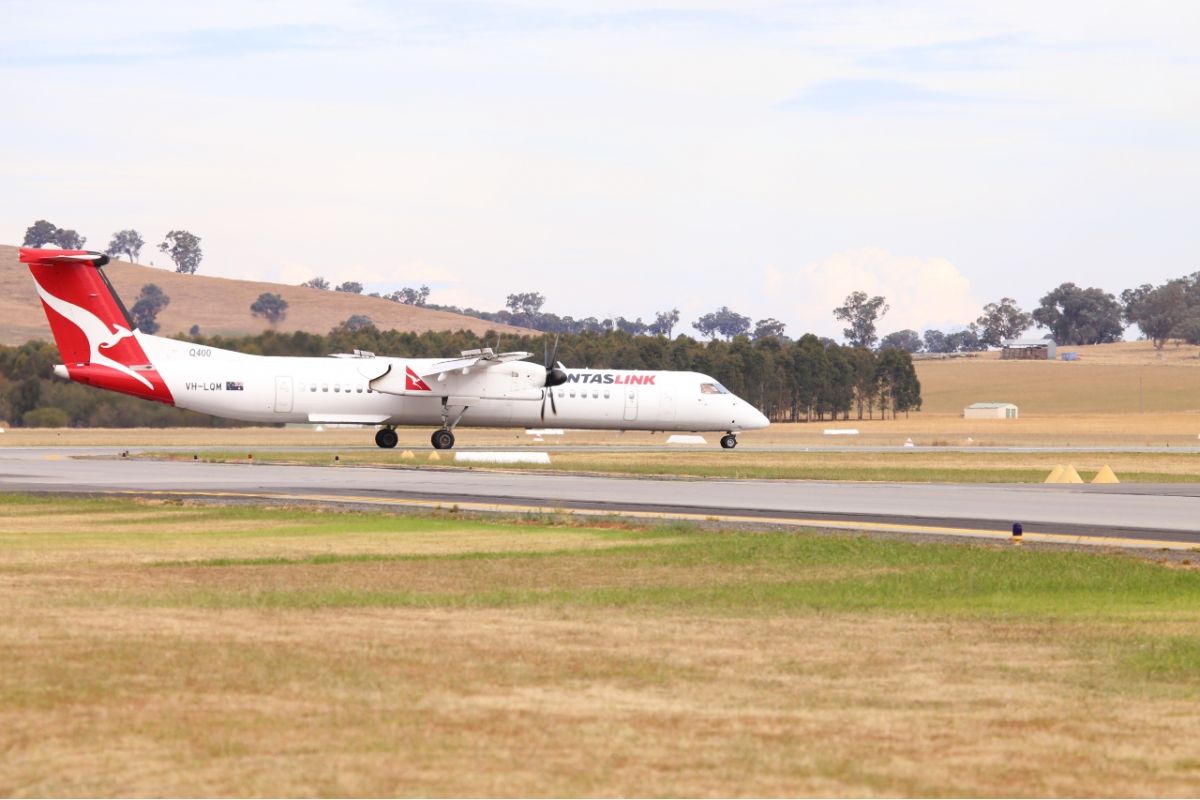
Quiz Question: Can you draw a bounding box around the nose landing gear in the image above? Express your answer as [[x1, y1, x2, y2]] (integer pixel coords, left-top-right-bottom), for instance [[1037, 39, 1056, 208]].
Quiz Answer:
[[374, 427, 398, 449], [720, 433, 738, 449], [431, 429, 456, 450]]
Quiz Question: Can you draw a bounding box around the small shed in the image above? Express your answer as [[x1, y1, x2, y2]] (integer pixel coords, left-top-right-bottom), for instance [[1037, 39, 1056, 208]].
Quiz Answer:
[[1001, 338, 1056, 360], [964, 402, 1019, 420]]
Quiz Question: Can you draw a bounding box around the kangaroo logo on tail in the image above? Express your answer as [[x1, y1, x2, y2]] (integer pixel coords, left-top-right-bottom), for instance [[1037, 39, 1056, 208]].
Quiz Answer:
[[32, 279, 153, 390]]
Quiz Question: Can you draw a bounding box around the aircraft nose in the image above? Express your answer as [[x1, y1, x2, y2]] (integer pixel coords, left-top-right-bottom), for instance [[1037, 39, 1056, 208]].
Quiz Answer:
[[735, 400, 770, 430]]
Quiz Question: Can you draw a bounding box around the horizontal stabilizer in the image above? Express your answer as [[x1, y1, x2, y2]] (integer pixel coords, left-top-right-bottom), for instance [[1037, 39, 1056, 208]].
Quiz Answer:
[[19, 248, 110, 267]]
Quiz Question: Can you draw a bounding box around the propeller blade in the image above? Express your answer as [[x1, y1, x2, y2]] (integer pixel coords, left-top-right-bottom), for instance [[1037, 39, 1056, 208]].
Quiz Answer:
[[541, 334, 568, 393], [549, 387, 557, 415], [540, 389, 547, 420]]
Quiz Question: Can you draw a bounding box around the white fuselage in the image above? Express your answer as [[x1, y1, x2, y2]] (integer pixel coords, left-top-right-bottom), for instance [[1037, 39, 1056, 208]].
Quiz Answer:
[[134, 333, 770, 433]]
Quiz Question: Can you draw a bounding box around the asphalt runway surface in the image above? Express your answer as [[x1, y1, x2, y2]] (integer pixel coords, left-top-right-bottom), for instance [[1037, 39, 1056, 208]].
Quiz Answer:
[[4, 446, 1200, 550]]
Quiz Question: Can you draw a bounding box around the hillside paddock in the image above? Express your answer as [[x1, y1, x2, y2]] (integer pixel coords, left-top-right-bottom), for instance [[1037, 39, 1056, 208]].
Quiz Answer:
[[0, 244, 530, 344], [917, 341, 1200, 416]]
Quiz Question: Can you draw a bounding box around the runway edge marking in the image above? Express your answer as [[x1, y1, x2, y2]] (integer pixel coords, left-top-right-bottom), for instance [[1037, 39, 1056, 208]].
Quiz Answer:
[[118, 489, 1200, 552]]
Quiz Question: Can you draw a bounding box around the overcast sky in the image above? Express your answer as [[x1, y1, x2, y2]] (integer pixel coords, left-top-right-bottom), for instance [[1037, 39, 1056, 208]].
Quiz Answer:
[[3, 1, 1198, 340]]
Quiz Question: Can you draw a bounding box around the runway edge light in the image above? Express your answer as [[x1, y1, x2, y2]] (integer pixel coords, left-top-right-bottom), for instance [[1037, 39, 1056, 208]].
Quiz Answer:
[[1012, 522, 1023, 545]]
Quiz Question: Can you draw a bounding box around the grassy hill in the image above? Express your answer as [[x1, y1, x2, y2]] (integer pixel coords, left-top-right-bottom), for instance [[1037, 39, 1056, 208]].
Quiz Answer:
[[0, 244, 529, 345], [915, 341, 1200, 415], [7, 237, 1200, 420]]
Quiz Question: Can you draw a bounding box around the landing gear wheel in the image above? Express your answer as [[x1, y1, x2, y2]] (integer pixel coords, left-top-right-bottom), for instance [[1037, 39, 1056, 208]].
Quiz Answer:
[[375, 428, 398, 449], [720, 434, 738, 449], [431, 429, 456, 450]]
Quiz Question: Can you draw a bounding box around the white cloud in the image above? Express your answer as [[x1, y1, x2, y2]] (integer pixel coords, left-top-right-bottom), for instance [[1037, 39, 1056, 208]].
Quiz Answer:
[[2, 0, 1199, 330], [765, 249, 981, 340]]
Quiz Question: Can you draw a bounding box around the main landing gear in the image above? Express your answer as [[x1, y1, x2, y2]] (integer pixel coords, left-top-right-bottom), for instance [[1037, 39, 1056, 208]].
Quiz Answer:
[[431, 397, 468, 450], [720, 433, 738, 449], [376, 400, 468, 451], [373, 425, 457, 449]]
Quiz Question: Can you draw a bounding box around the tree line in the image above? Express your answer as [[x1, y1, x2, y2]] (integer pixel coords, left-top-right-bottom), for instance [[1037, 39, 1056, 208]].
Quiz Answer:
[[833, 278, 1200, 353], [0, 339, 246, 428], [23, 220, 203, 274], [325, 279, 1200, 350], [0, 328, 920, 428], [24, 218, 1200, 348]]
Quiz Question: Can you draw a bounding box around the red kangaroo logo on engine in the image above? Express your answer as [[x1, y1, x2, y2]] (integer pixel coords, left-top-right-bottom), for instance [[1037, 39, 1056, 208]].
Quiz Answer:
[[405, 367, 432, 391]]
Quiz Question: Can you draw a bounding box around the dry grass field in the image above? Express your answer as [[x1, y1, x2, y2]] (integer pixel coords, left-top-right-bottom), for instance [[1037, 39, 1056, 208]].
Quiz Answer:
[[0, 244, 529, 344], [147, 447, 1200, 483], [916, 343, 1200, 415], [3, 495, 1200, 796]]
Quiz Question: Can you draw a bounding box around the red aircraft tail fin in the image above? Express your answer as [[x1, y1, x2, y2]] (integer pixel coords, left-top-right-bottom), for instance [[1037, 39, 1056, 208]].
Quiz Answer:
[[20, 247, 174, 404]]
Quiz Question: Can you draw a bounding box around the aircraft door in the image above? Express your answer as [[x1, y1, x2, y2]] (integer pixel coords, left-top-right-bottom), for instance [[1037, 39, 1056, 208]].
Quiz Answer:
[[658, 389, 675, 422], [623, 387, 638, 421], [274, 376, 294, 413]]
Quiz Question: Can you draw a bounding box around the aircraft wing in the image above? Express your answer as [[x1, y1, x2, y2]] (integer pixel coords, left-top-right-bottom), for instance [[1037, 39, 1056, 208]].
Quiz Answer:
[[369, 350, 544, 401], [417, 350, 532, 379]]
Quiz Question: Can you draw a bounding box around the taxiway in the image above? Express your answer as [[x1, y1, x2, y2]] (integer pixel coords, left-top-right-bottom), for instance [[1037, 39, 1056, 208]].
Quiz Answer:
[[4, 446, 1200, 550]]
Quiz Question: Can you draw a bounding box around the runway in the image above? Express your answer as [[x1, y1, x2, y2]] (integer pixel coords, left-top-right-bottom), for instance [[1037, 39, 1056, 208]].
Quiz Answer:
[[4, 446, 1200, 550]]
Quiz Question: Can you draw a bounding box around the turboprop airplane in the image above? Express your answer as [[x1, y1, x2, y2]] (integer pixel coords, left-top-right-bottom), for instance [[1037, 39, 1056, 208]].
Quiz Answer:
[[20, 248, 770, 449]]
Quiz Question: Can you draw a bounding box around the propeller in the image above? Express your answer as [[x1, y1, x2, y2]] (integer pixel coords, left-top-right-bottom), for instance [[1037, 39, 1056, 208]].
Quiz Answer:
[[540, 335, 568, 420]]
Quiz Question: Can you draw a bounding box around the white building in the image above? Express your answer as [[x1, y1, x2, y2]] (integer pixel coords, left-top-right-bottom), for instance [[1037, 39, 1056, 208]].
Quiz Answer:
[[964, 402, 1019, 420], [1001, 338, 1056, 360]]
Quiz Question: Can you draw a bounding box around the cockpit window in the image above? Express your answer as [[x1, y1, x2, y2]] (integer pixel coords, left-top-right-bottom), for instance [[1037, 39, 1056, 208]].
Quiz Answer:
[[700, 382, 730, 395]]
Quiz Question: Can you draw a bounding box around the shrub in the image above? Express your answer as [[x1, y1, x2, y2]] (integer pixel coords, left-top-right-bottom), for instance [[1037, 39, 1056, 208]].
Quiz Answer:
[[23, 407, 70, 428]]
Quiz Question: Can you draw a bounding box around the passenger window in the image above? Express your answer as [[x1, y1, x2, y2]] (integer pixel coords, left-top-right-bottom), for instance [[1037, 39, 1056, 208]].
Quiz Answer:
[[569, 390, 576, 398], [592, 390, 599, 398], [334, 385, 340, 392], [603, 390, 610, 398], [356, 386, 363, 393], [322, 384, 328, 392], [311, 383, 317, 392]]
